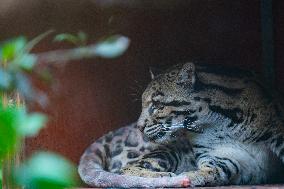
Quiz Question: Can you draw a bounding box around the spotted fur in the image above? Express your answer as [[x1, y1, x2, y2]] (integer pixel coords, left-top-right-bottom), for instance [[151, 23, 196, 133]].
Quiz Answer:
[[79, 62, 284, 187], [78, 123, 196, 187]]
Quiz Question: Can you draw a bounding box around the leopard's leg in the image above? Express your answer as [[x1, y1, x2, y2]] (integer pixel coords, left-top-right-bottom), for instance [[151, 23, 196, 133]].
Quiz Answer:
[[182, 145, 268, 186], [181, 155, 240, 186], [121, 149, 178, 177]]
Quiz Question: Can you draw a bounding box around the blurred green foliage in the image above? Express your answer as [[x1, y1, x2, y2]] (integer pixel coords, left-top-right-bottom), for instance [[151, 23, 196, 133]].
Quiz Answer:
[[0, 103, 48, 156], [54, 31, 87, 46], [0, 103, 21, 159], [0, 32, 72, 189], [54, 32, 130, 59], [0, 31, 129, 188], [15, 152, 77, 189], [94, 35, 130, 58], [0, 37, 27, 62], [0, 36, 43, 103]]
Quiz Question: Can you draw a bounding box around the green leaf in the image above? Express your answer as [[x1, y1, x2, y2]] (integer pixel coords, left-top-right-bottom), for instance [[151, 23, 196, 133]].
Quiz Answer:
[[0, 103, 46, 158], [14, 73, 35, 101], [53, 34, 78, 45], [0, 37, 27, 61], [94, 35, 130, 58], [0, 106, 19, 159], [17, 111, 47, 137], [15, 152, 77, 189], [54, 31, 88, 46], [0, 69, 12, 91], [14, 54, 37, 71], [77, 31, 87, 46]]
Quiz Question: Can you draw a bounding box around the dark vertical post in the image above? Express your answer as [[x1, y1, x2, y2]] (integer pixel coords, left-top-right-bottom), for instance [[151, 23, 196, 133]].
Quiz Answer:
[[260, 0, 275, 89]]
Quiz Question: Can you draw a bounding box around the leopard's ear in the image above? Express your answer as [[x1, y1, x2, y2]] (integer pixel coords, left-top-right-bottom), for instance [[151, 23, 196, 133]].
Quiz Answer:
[[149, 68, 155, 80], [176, 62, 196, 87], [149, 67, 162, 80]]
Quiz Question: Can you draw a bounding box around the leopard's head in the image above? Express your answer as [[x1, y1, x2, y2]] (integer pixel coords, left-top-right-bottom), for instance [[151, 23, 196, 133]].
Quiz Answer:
[[138, 62, 210, 143]]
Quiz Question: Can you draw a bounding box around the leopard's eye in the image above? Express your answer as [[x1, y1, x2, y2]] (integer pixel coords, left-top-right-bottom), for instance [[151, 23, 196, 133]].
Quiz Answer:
[[159, 105, 165, 110], [149, 103, 158, 115], [151, 101, 165, 111], [152, 100, 163, 108]]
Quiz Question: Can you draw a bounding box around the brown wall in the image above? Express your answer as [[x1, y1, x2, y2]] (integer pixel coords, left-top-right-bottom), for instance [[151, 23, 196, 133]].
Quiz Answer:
[[0, 0, 283, 169]]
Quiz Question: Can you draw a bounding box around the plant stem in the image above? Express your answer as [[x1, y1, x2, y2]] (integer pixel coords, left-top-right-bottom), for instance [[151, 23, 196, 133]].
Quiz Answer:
[[35, 44, 99, 66], [2, 92, 10, 189], [2, 92, 25, 189]]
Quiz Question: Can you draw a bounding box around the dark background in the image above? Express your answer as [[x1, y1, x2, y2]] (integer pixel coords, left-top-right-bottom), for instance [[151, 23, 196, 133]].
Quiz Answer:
[[0, 0, 283, 169]]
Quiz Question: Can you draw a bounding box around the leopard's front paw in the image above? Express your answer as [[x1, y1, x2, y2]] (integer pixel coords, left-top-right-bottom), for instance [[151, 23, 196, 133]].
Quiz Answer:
[[181, 169, 218, 187], [121, 167, 176, 178], [180, 171, 202, 186]]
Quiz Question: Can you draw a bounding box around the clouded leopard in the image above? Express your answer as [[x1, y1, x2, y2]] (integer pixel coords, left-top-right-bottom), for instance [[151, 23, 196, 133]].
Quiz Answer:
[[78, 62, 284, 187]]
